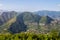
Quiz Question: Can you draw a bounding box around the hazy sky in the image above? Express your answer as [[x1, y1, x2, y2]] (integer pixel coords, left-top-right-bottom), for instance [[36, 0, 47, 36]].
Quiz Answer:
[[0, 0, 60, 11]]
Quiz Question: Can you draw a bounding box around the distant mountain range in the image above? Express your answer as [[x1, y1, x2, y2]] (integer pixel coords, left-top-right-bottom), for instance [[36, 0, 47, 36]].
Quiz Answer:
[[0, 10, 60, 33], [34, 10, 60, 19]]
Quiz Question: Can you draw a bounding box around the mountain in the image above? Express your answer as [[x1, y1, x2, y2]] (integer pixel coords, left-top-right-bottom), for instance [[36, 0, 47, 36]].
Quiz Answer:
[[0, 11, 59, 33], [0, 11, 17, 26], [40, 16, 54, 24], [35, 10, 60, 19], [7, 12, 54, 33], [8, 12, 41, 33], [0, 17, 16, 33]]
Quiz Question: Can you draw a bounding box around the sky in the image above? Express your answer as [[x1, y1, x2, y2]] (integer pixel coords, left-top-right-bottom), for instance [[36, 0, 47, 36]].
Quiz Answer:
[[0, 0, 60, 11]]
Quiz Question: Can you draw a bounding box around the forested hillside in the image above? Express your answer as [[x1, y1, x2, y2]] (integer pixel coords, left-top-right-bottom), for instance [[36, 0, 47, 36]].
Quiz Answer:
[[0, 11, 60, 40]]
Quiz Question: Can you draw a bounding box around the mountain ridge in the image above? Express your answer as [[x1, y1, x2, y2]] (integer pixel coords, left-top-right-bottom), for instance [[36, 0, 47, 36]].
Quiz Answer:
[[0, 11, 60, 33]]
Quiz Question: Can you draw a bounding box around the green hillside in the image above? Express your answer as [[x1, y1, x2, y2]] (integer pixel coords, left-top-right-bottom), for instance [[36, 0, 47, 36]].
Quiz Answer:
[[0, 12, 59, 34], [0, 16, 16, 33]]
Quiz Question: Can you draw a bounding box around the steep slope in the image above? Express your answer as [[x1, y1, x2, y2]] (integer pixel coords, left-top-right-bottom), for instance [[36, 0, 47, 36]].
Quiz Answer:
[[39, 16, 54, 33], [5, 12, 54, 33], [8, 12, 41, 33], [0, 16, 16, 33], [0, 11, 17, 26], [0, 11, 56, 33]]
